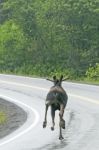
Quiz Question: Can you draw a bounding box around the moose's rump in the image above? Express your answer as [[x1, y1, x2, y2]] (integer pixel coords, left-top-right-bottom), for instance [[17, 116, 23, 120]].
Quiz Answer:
[[46, 89, 68, 108]]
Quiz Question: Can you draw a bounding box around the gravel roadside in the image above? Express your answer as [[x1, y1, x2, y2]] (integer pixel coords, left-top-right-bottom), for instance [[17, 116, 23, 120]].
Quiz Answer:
[[0, 98, 27, 139]]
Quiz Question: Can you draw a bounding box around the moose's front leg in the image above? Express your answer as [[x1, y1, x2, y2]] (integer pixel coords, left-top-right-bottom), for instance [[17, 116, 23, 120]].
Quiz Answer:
[[43, 104, 49, 128]]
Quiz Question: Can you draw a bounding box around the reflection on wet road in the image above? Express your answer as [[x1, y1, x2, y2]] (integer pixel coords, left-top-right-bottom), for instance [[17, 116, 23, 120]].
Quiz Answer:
[[0, 74, 99, 150], [34, 93, 99, 150], [34, 111, 75, 150]]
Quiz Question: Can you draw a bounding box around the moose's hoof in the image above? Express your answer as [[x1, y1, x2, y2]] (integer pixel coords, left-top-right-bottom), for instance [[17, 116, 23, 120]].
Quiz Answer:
[[43, 121, 47, 128], [51, 127, 54, 131], [59, 136, 64, 140]]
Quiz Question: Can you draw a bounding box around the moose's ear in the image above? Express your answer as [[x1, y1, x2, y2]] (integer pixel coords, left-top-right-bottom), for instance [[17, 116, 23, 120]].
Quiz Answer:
[[53, 75, 56, 80], [60, 75, 63, 81]]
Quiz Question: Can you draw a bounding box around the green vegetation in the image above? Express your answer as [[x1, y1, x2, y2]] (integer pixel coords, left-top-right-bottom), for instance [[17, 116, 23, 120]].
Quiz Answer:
[[86, 63, 99, 81], [0, 0, 99, 83], [0, 111, 7, 124]]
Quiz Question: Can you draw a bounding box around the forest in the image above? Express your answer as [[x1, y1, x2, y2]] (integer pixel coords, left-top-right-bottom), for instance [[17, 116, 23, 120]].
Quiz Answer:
[[0, 0, 99, 82]]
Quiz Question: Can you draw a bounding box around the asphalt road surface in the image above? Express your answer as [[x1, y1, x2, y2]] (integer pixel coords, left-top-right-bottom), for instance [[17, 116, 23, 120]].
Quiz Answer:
[[0, 74, 99, 150]]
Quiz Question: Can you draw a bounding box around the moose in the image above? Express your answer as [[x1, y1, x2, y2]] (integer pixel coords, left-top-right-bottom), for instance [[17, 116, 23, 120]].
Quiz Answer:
[[43, 75, 68, 140]]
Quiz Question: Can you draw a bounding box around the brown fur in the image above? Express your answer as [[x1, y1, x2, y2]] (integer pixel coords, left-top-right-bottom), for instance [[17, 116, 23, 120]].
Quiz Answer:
[[43, 75, 68, 140]]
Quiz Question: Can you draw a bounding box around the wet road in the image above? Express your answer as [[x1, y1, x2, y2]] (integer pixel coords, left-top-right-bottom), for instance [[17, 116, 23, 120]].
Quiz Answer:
[[0, 74, 99, 150]]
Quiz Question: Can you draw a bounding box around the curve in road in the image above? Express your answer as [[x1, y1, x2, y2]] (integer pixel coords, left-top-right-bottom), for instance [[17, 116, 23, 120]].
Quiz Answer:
[[0, 74, 99, 150], [0, 94, 39, 147]]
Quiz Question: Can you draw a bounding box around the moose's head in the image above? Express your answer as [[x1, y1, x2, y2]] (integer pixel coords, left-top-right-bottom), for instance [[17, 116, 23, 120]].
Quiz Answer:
[[47, 75, 68, 86]]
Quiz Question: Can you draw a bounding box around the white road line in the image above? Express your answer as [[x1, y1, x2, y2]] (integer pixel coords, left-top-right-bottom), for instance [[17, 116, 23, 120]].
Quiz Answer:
[[0, 94, 39, 146], [0, 79, 47, 91], [0, 79, 99, 146], [0, 79, 99, 105]]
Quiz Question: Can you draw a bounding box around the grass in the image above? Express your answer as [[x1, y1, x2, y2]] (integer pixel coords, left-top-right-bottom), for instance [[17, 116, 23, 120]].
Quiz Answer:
[[76, 78, 99, 86], [0, 111, 7, 124]]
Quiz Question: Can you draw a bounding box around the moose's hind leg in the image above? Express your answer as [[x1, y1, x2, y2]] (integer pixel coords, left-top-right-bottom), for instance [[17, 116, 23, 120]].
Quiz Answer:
[[51, 106, 55, 131], [59, 126, 64, 140], [59, 104, 66, 140], [59, 104, 65, 129], [60, 119, 65, 129]]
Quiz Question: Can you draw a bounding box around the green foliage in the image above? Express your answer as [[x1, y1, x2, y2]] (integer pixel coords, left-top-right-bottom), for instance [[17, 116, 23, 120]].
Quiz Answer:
[[0, 20, 26, 71], [0, 20, 25, 50], [86, 63, 99, 80], [0, 0, 99, 81]]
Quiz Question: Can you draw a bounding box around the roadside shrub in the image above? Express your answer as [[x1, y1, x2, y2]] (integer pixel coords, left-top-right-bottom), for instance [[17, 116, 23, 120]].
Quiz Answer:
[[86, 63, 99, 80]]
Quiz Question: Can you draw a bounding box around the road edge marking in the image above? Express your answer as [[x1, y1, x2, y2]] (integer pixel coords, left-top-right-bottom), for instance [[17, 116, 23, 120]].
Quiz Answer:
[[0, 79, 99, 105], [0, 94, 39, 146]]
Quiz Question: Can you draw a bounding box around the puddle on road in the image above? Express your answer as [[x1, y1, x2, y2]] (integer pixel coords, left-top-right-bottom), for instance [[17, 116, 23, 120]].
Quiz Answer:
[[31, 110, 76, 150]]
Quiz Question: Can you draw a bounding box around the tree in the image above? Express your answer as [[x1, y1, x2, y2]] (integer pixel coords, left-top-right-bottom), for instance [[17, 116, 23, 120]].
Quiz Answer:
[[0, 20, 26, 71]]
